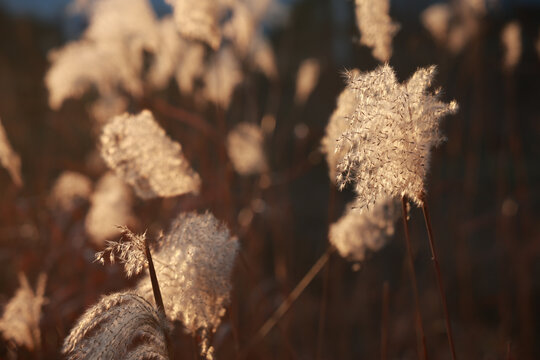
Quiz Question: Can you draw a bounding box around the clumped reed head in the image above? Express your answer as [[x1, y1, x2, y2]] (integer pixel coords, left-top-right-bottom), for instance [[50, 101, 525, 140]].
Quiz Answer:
[[96, 227, 148, 277], [202, 47, 243, 108], [321, 72, 358, 181], [294, 59, 321, 105], [0, 273, 47, 351], [100, 110, 201, 199], [85, 172, 134, 247], [136, 211, 239, 359], [0, 118, 23, 187], [501, 21, 522, 72], [227, 123, 268, 176], [48, 171, 92, 213], [166, 0, 221, 50], [354, 0, 400, 62], [335, 64, 458, 208], [329, 198, 399, 262], [62, 292, 170, 360]]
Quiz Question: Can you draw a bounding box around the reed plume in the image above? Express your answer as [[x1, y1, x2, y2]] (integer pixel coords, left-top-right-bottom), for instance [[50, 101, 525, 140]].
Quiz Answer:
[[100, 110, 201, 199], [354, 0, 400, 62], [501, 21, 522, 72], [329, 198, 399, 262], [335, 64, 458, 208], [62, 292, 170, 360], [85, 172, 134, 247], [96, 227, 148, 278], [227, 123, 268, 176], [0, 273, 47, 351], [0, 118, 23, 187], [48, 171, 92, 213], [136, 211, 239, 359]]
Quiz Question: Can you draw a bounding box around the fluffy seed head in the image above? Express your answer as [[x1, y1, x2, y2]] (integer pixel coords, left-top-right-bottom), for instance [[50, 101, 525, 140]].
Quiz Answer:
[[335, 64, 458, 208], [96, 227, 148, 277], [166, 0, 221, 50], [100, 110, 201, 199], [136, 211, 239, 334], [501, 21, 522, 72], [0, 119, 23, 187], [321, 72, 358, 181], [294, 59, 321, 105], [329, 198, 399, 262], [62, 292, 170, 360], [227, 123, 268, 176], [354, 0, 400, 62], [202, 47, 243, 108], [85, 172, 134, 247], [48, 171, 92, 213], [0, 273, 47, 351]]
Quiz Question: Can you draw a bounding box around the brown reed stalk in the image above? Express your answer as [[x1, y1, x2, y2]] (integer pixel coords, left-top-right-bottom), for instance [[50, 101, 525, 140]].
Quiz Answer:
[[143, 236, 172, 359], [420, 197, 457, 360], [240, 246, 335, 358], [401, 196, 428, 360], [380, 281, 390, 360], [316, 253, 331, 360]]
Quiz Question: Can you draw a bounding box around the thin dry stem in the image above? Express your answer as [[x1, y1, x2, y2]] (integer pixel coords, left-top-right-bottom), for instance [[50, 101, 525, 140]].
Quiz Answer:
[[420, 198, 457, 360], [240, 246, 335, 358], [401, 196, 428, 360]]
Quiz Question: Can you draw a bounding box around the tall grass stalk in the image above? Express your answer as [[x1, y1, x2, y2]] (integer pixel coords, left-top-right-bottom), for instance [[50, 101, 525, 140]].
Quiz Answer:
[[420, 198, 457, 360], [401, 196, 428, 360]]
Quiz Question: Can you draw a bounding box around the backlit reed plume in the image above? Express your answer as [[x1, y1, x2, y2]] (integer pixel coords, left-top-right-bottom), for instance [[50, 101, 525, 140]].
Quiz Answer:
[[0, 273, 47, 351], [100, 110, 201, 199], [136, 211, 239, 360], [96, 227, 148, 278], [294, 58, 321, 105], [48, 171, 92, 213], [422, 0, 485, 54], [335, 64, 458, 208], [90, 94, 128, 125], [501, 21, 522, 72], [85, 172, 134, 247], [62, 292, 170, 360], [45, 0, 158, 109], [321, 72, 357, 180], [0, 118, 23, 187], [354, 0, 400, 62], [166, 0, 221, 50], [203, 47, 243, 108], [227, 123, 268, 176], [329, 197, 399, 262], [421, 3, 451, 45]]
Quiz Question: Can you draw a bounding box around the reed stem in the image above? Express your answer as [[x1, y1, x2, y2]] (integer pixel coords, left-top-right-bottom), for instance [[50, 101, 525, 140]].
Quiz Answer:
[[401, 196, 428, 360], [420, 199, 457, 360]]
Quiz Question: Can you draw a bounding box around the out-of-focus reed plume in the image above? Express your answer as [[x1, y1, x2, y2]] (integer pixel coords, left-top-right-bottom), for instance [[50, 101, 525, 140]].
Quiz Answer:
[[166, 0, 221, 50], [0, 273, 47, 351], [85, 172, 134, 247], [100, 110, 201, 199], [136, 211, 239, 360], [45, 0, 159, 109], [501, 21, 522, 72], [227, 123, 268, 176], [0, 119, 23, 187], [294, 58, 321, 105], [202, 47, 243, 108], [335, 64, 458, 208], [62, 292, 170, 360], [329, 198, 399, 262], [48, 171, 92, 213], [422, 0, 486, 54], [321, 72, 358, 181], [421, 3, 452, 45], [96, 227, 148, 278], [354, 0, 400, 62]]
